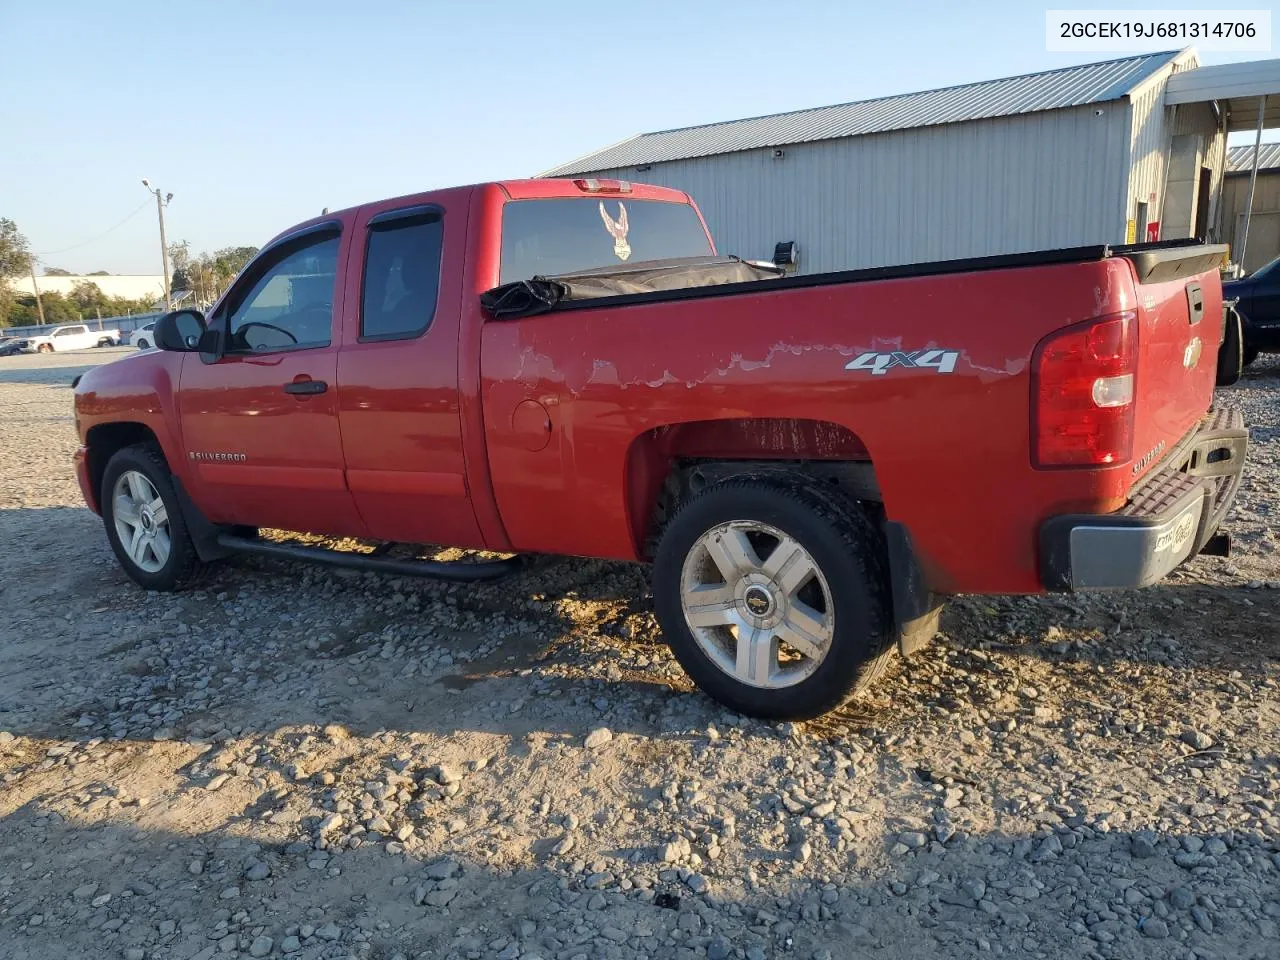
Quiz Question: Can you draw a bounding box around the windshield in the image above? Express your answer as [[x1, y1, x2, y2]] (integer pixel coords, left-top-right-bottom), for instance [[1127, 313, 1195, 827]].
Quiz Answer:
[[500, 198, 712, 283], [1250, 254, 1280, 280]]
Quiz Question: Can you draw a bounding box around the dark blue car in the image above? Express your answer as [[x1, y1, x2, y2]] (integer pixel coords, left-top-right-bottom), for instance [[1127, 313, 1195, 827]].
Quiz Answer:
[[1224, 254, 1280, 365]]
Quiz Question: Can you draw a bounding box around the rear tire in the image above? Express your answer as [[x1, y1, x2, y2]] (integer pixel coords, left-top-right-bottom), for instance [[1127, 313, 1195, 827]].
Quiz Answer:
[[101, 444, 205, 591], [1243, 345, 1259, 368], [653, 476, 895, 720]]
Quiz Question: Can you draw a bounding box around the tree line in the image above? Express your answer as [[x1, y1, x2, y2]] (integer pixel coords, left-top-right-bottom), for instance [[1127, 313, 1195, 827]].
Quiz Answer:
[[0, 217, 257, 328]]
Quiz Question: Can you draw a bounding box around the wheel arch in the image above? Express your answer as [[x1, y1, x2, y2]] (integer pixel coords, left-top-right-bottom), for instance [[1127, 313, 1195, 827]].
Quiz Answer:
[[83, 422, 164, 511], [623, 417, 879, 559], [87, 423, 230, 563]]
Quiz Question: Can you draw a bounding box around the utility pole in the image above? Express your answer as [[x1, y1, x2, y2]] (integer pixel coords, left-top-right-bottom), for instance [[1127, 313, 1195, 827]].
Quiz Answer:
[[28, 259, 46, 326], [141, 179, 173, 311]]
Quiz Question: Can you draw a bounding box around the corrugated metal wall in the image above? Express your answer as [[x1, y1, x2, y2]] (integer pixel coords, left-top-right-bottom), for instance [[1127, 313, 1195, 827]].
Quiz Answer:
[[1221, 171, 1280, 224], [1125, 73, 1173, 236], [1220, 171, 1280, 271], [1123, 52, 1225, 243], [1173, 102, 1227, 238], [582, 103, 1131, 274]]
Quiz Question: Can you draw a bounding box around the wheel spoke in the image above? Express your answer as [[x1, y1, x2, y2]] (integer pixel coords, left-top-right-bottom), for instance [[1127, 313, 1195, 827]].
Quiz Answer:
[[149, 497, 168, 527], [705, 528, 759, 581], [128, 528, 148, 564], [114, 495, 140, 527], [777, 599, 831, 661], [126, 471, 150, 504], [151, 528, 171, 563], [762, 535, 816, 597], [735, 625, 777, 685], [683, 583, 738, 627]]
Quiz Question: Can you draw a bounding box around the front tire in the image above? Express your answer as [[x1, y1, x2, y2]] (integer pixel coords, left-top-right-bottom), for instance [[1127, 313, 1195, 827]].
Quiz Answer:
[[136, 338, 150, 350], [653, 476, 895, 720], [101, 444, 204, 591], [37, 343, 52, 354]]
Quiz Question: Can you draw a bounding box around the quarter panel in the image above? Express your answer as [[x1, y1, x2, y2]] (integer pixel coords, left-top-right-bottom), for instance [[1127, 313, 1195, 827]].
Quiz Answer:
[[481, 258, 1141, 593]]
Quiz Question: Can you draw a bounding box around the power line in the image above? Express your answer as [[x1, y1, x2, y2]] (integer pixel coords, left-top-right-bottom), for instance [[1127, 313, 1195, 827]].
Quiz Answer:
[[32, 199, 155, 257]]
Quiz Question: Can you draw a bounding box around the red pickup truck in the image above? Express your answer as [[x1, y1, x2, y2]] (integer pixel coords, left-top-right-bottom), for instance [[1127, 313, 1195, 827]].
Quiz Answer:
[[73, 177, 1247, 719]]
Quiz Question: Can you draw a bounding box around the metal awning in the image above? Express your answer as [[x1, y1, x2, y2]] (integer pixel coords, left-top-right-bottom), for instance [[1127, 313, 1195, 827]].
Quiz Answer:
[[1165, 59, 1280, 268], [1164, 59, 1280, 130]]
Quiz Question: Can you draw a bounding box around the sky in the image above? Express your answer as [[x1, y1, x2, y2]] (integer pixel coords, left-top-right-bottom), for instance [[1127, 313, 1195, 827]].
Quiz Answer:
[[2, 0, 1277, 275]]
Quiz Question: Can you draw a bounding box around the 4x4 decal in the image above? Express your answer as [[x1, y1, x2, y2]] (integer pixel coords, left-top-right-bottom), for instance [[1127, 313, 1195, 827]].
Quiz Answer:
[[845, 349, 960, 375]]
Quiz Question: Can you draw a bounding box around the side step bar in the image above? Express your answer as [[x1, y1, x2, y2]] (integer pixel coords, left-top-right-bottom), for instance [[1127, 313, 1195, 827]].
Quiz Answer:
[[215, 534, 523, 582]]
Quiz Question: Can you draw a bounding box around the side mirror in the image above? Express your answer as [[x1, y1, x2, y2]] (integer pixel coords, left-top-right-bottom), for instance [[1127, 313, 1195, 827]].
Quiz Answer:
[[197, 328, 224, 366], [154, 310, 206, 352]]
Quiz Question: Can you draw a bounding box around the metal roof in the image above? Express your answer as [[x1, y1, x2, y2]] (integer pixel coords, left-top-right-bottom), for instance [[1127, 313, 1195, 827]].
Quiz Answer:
[[1227, 142, 1280, 173], [543, 51, 1182, 176]]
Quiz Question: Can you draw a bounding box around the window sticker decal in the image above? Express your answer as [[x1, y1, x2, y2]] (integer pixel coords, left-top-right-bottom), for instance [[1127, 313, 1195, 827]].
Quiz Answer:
[[598, 201, 631, 262]]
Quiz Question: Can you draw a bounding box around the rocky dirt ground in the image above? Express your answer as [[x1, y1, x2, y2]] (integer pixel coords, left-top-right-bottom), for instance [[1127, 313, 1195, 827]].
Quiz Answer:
[[0, 347, 1277, 960]]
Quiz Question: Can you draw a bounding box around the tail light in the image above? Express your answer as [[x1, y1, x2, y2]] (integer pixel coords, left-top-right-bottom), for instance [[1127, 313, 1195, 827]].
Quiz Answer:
[[573, 178, 632, 194], [1032, 312, 1136, 467]]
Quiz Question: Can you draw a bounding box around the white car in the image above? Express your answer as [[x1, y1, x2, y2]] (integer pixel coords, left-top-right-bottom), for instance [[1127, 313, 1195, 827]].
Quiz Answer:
[[25, 324, 121, 353], [128, 322, 158, 349]]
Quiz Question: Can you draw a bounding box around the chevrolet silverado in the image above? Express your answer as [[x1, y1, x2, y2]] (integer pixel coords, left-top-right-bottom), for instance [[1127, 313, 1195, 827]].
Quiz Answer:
[[71, 178, 1248, 718]]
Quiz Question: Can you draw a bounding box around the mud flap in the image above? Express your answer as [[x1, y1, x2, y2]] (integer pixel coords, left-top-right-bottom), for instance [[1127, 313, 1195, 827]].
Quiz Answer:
[[885, 521, 943, 655], [171, 477, 236, 562], [1216, 302, 1243, 387]]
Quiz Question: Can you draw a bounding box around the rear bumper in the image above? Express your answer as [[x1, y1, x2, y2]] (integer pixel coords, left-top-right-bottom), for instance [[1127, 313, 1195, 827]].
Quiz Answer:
[[1040, 407, 1247, 590]]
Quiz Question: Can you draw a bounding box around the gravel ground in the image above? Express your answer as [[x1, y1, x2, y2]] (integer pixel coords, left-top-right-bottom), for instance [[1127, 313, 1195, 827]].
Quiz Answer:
[[1, 347, 1278, 960]]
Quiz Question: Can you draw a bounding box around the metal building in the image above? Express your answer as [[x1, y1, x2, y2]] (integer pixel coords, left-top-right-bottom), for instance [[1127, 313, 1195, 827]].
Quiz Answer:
[[543, 50, 1280, 275], [1221, 144, 1280, 272]]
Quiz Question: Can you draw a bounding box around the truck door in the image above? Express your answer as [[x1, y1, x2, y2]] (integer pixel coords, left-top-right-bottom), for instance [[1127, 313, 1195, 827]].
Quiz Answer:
[[335, 200, 486, 549], [176, 223, 366, 537]]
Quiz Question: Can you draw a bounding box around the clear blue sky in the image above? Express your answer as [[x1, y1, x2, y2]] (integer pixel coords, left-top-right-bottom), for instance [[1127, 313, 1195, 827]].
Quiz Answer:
[[2, 0, 1276, 274]]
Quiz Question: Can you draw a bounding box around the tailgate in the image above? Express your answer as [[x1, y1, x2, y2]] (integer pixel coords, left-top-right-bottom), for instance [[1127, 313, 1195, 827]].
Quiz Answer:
[[1124, 244, 1227, 484]]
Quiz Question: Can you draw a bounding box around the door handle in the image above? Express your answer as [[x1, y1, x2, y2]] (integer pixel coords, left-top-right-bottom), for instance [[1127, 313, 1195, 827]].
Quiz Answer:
[[283, 379, 328, 395]]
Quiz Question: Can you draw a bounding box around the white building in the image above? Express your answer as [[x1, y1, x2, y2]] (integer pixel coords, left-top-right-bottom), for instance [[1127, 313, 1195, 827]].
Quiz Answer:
[[544, 49, 1280, 274], [8, 274, 165, 301]]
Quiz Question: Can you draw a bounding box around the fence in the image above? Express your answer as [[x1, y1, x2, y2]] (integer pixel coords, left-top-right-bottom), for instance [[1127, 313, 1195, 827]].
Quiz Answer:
[[3, 313, 165, 340]]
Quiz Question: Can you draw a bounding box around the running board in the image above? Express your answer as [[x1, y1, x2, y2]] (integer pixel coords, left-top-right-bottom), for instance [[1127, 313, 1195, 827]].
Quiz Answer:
[[214, 534, 523, 582]]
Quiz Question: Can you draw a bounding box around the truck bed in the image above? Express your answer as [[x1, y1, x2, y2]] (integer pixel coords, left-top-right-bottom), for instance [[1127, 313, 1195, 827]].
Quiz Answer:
[[479, 238, 1229, 594], [482, 239, 1228, 319]]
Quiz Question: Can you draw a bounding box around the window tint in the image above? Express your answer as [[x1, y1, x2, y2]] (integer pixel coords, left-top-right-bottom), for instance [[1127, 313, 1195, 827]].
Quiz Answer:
[[226, 234, 339, 353], [361, 213, 444, 340], [500, 198, 712, 283]]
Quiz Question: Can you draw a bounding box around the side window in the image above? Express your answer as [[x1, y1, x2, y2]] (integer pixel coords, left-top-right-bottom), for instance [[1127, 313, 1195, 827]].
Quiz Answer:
[[360, 211, 443, 341], [225, 233, 340, 353]]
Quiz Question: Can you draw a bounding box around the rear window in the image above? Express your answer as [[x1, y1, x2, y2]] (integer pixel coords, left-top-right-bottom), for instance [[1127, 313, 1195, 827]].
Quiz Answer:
[[500, 198, 712, 283]]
